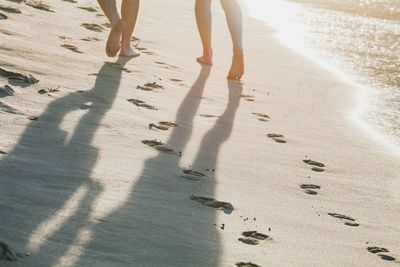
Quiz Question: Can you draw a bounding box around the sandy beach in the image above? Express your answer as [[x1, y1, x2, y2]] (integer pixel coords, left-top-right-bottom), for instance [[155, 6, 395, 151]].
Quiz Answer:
[[1, 0, 400, 266]]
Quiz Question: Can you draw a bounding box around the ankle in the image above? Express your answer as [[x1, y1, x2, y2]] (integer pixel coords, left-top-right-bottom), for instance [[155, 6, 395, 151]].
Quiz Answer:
[[233, 46, 243, 54], [202, 48, 213, 58]]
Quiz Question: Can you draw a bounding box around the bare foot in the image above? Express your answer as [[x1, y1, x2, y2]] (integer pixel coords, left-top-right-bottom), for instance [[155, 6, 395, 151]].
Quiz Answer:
[[227, 48, 244, 81], [106, 19, 125, 57], [119, 45, 140, 57], [197, 55, 213, 65]]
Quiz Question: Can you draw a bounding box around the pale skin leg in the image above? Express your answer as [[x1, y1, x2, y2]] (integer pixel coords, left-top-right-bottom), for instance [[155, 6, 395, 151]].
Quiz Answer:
[[195, 0, 244, 80], [120, 0, 140, 57], [97, 0, 140, 57], [220, 0, 244, 81], [195, 0, 213, 65]]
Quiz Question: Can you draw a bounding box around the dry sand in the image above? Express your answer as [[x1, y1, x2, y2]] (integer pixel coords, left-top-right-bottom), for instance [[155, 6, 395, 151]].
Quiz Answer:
[[0, 0, 400, 266]]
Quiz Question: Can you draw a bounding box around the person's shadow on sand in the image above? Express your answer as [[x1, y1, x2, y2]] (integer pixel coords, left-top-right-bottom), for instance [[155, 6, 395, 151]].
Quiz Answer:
[[75, 66, 243, 267], [0, 59, 128, 266]]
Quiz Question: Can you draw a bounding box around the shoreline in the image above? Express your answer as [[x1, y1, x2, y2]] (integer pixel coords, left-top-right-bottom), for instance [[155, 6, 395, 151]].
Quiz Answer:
[[242, 0, 400, 156], [1, 0, 400, 266]]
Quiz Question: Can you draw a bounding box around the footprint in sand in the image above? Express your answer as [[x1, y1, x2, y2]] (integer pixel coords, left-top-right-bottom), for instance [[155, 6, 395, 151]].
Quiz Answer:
[[303, 159, 325, 172], [37, 86, 60, 95], [328, 212, 360, 227], [149, 121, 177, 131], [238, 231, 272, 245], [267, 133, 286, 143], [61, 44, 83, 54], [0, 85, 14, 97], [78, 6, 97, 12], [127, 99, 157, 110], [367, 247, 396, 261], [0, 67, 39, 84], [170, 78, 183, 83], [236, 262, 261, 267], [142, 140, 174, 153], [137, 82, 164, 91], [241, 94, 255, 102], [0, 241, 18, 261], [25, 0, 54, 12], [58, 35, 72, 41], [81, 37, 102, 42], [81, 23, 104, 32], [0, 101, 23, 115], [190, 195, 233, 214], [155, 61, 178, 69], [300, 184, 321, 195], [199, 114, 221, 118], [180, 169, 205, 181], [252, 112, 270, 122], [0, 4, 21, 14]]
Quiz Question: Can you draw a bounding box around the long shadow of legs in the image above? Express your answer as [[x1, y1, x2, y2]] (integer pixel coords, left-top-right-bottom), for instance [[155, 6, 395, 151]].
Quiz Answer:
[[0, 59, 127, 266], [75, 66, 226, 267], [192, 81, 242, 172]]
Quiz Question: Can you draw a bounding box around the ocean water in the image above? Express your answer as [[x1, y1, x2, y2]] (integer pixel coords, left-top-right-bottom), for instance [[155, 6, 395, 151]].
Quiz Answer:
[[244, 0, 400, 144]]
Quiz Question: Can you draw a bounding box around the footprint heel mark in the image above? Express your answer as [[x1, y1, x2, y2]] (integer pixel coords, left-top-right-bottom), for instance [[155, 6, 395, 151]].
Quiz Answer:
[[238, 238, 259, 245], [0, 241, 18, 261], [378, 255, 396, 261], [78, 6, 97, 12], [0, 85, 14, 97], [81, 23, 104, 32], [199, 114, 222, 119], [0, 4, 21, 14], [267, 133, 286, 143], [0, 67, 39, 84], [300, 184, 321, 195], [328, 213, 355, 221], [344, 222, 360, 227], [303, 159, 326, 172], [0, 101, 23, 115], [367, 247, 396, 261], [252, 112, 270, 122], [155, 61, 178, 69], [242, 231, 272, 240], [180, 169, 205, 181], [368, 247, 389, 254], [303, 159, 325, 168], [25, 0, 54, 12], [239, 231, 272, 245], [137, 82, 164, 91], [240, 94, 255, 102], [190, 195, 233, 214], [328, 212, 359, 227], [142, 140, 174, 153], [236, 262, 261, 267], [81, 37, 102, 42], [149, 121, 177, 131], [61, 44, 83, 54], [127, 99, 157, 110]]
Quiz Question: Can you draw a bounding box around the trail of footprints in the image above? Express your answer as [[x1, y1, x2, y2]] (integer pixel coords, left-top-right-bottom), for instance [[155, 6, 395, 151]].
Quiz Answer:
[[135, 74, 269, 266], [3, 4, 396, 261]]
